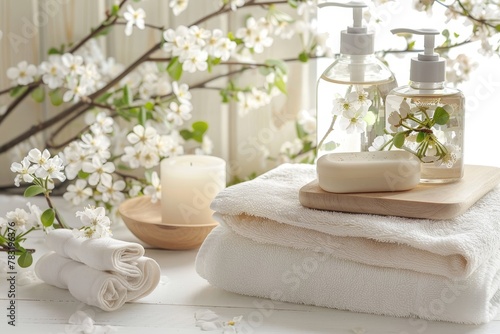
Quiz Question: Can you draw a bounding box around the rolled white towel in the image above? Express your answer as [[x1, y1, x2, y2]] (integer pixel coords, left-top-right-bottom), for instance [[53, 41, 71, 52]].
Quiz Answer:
[[46, 229, 145, 277], [35, 252, 128, 311], [115, 256, 161, 301]]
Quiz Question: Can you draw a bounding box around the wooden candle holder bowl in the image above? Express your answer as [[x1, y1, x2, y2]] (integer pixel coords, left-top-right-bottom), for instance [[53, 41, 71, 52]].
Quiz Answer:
[[118, 196, 217, 250]]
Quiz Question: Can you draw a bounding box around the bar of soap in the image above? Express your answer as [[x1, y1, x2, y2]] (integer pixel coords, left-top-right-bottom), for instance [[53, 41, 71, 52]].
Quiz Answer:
[[317, 151, 421, 193]]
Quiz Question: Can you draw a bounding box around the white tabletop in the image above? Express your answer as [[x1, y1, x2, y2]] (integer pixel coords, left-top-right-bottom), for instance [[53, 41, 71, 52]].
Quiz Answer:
[[1, 195, 500, 333]]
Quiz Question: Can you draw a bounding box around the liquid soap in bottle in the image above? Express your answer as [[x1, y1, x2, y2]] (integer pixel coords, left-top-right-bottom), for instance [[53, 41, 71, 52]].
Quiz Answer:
[[316, 1, 396, 158], [385, 29, 465, 183]]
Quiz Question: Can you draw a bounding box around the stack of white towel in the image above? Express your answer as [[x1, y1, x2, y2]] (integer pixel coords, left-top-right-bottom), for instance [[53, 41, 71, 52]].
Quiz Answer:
[[196, 163, 500, 324], [35, 229, 161, 311]]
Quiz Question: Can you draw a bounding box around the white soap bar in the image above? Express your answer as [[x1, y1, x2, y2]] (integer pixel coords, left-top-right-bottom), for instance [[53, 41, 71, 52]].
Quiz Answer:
[[317, 151, 421, 193]]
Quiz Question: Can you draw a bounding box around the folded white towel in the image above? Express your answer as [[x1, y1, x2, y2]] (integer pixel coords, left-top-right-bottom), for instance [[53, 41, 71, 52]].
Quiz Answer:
[[35, 252, 161, 311], [35, 252, 128, 311], [196, 226, 500, 324], [46, 229, 145, 277], [211, 164, 500, 279]]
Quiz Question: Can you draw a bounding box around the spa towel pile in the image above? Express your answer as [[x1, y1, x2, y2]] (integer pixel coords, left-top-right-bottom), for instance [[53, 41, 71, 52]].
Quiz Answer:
[[35, 229, 161, 311], [196, 163, 500, 324]]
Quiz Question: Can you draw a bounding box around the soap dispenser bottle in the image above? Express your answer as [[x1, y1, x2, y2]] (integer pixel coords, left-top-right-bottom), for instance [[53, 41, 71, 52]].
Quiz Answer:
[[384, 29, 465, 183], [316, 0, 396, 158]]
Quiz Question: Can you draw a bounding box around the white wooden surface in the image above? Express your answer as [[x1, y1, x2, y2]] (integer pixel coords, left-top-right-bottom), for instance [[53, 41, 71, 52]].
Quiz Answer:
[[1, 194, 500, 333]]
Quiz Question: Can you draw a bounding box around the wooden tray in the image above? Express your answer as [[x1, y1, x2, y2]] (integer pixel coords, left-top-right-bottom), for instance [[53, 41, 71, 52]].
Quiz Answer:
[[299, 165, 500, 220]]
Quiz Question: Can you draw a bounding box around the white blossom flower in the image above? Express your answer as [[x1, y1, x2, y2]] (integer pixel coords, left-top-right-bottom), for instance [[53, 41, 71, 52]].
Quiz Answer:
[[90, 112, 114, 135], [129, 184, 142, 198], [63, 77, 87, 102], [166, 101, 192, 126], [74, 206, 112, 239], [127, 125, 157, 148], [26, 202, 43, 230], [64, 179, 92, 206], [82, 156, 115, 186], [121, 146, 141, 168], [224, 0, 244, 11], [10, 157, 36, 186], [338, 105, 368, 134], [170, 0, 189, 16], [346, 86, 372, 109], [297, 109, 316, 134], [182, 50, 208, 73], [27, 148, 51, 169], [39, 55, 65, 89], [172, 81, 192, 105], [96, 178, 126, 204], [6, 208, 35, 232], [139, 146, 160, 169], [123, 5, 146, 36], [62, 142, 88, 180], [236, 17, 273, 53], [35, 155, 66, 182], [144, 171, 161, 203], [61, 53, 85, 76], [189, 26, 210, 46], [368, 134, 393, 151], [333, 96, 355, 116], [7, 61, 37, 86]]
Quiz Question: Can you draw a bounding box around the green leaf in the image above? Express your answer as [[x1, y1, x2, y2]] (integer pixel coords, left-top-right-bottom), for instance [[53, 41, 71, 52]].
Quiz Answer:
[[122, 84, 132, 106], [95, 92, 113, 103], [433, 106, 450, 125], [274, 77, 287, 94], [407, 40, 416, 50], [296, 122, 307, 140], [192, 121, 208, 134], [323, 141, 339, 151], [31, 86, 45, 103], [49, 88, 64, 106], [48, 47, 61, 55], [111, 4, 120, 15], [144, 101, 155, 111], [10, 85, 28, 97], [179, 129, 192, 141], [24, 185, 46, 198], [416, 131, 426, 143], [139, 107, 147, 126], [287, 0, 299, 8], [78, 170, 89, 179], [18, 251, 33, 268], [167, 57, 183, 81], [441, 29, 450, 38], [393, 132, 406, 148], [496, 24, 500, 32], [41, 208, 55, 227], [298, 52, 309, 63]]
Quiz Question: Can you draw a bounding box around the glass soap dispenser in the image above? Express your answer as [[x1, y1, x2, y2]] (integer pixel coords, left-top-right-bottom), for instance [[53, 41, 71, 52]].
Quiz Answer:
[[316, 0, 396, 158], [385, 29, 465, 183]]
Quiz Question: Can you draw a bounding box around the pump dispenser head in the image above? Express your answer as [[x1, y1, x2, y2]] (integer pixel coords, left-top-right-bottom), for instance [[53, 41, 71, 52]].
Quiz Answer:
[[391, 28, 445, 83], [318, 1, 374, 55]]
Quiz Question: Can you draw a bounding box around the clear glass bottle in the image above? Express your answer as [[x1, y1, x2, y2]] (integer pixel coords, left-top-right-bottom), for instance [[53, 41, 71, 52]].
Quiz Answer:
[[384, 29, 465, 183], [316, 2, 397, 158]]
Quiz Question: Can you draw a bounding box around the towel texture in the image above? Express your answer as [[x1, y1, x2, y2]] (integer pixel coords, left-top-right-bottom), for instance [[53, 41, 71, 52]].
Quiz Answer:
[[36, 230, 161, 311], [211, 164, 500, 279], [35, 252, 128, 311], [196, 226, 500, 325], [46, 229, 145, 277]]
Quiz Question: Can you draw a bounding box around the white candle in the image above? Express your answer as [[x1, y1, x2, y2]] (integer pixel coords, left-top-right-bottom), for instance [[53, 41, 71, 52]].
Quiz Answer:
[[161, 155, 226, 225]]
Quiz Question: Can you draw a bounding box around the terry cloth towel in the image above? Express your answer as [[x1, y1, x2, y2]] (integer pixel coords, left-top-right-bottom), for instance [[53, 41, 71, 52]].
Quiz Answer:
[[35, 252, 128, 311], [210, 164, 500, 279], [46, 229, 145, 277], [196, 225, 500, 325]]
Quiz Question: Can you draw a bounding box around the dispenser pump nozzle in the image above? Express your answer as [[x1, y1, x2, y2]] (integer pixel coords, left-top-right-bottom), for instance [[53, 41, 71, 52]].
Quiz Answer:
[[318, 1, 374, 55], [391, 28, 445, 83]]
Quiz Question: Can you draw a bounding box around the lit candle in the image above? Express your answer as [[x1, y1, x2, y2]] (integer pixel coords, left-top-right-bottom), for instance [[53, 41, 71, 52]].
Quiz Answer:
[[161, 155, 226, 225]]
